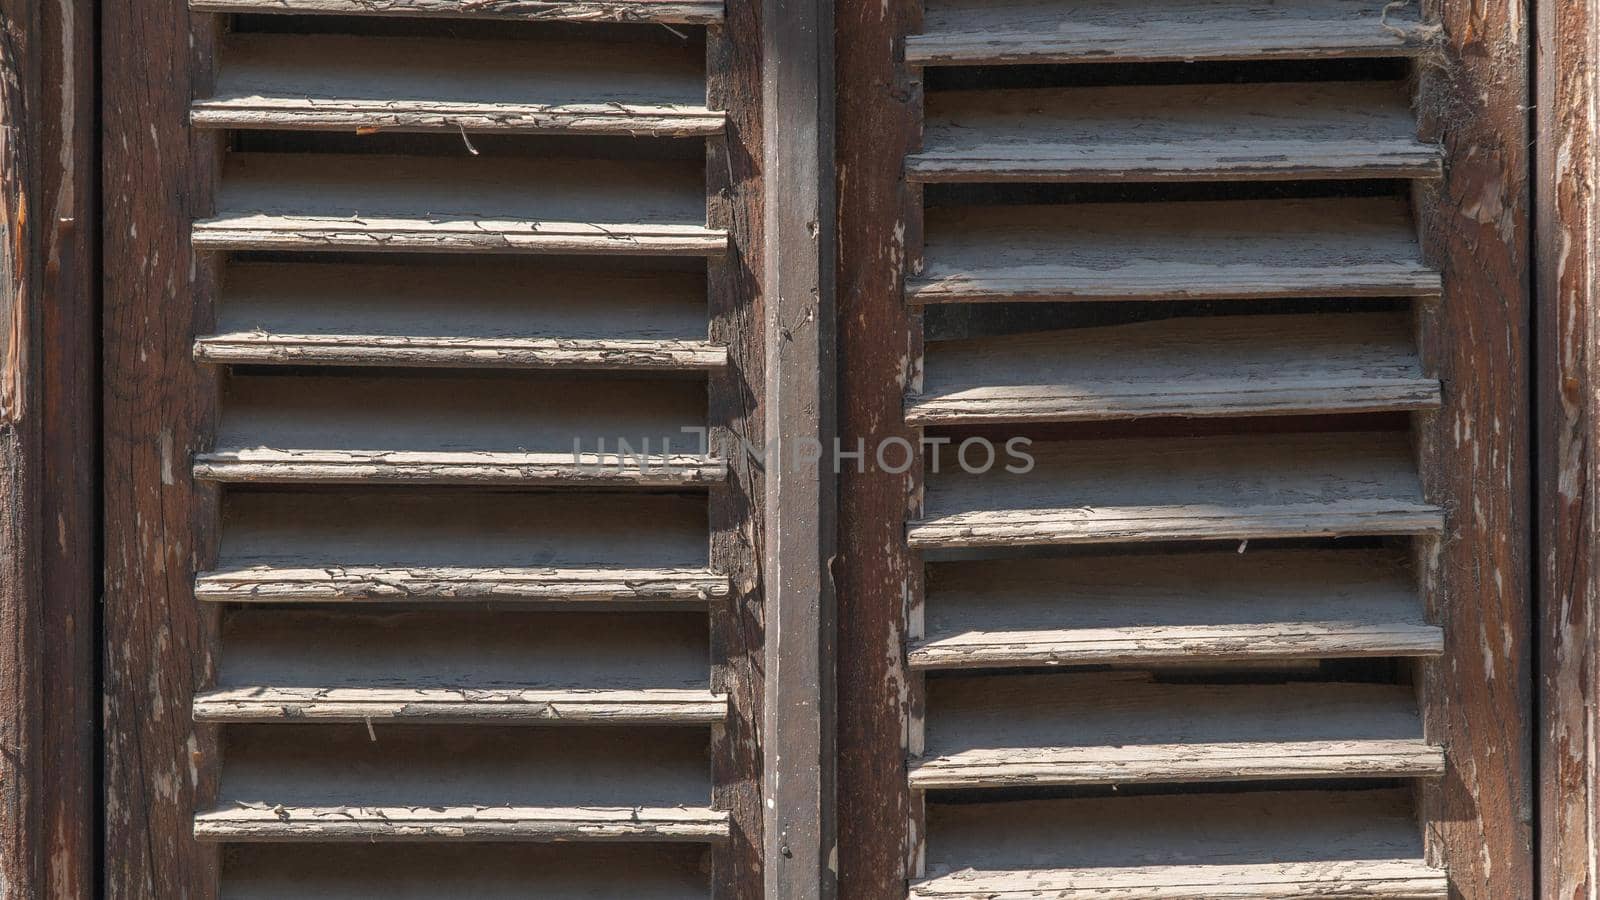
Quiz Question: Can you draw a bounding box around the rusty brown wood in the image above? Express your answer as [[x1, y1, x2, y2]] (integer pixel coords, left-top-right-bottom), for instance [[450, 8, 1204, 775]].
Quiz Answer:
[[1537, 0, 1598, 893], [707, 6, 767, 899], [39, 0, 97, 891], [1412, 0, 1534, 892], [836, 0, 923, 890], [101, 2, 224, 897], [0, 0, 44, 895]]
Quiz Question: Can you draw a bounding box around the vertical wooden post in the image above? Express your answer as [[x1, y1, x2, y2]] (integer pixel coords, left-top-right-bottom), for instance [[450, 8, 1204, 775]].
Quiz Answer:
[[1537, 0, 1599, 893], [709, 3, 767, 896], [0, 0, 43, 895], [1412, 0, 1534, 892], [101, 0, 224, 895], [40, 0, 97, 891], [762, 0, 837, 891], [835, 0, 922, 892]]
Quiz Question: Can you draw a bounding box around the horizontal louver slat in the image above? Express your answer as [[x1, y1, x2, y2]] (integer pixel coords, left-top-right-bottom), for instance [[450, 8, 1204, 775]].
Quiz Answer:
[[910, 82, 1438, 182], [907, 0, 1432, 66], [195, 35, 723, 136], [189, 0, 725, 24]]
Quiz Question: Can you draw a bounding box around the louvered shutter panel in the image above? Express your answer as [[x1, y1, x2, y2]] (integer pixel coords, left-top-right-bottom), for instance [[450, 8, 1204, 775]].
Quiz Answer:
[[102, 0, 763, 893], [841, 0, 1485, 896]]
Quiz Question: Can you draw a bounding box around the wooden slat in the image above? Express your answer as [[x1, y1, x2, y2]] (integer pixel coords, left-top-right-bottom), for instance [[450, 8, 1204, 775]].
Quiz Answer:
[[909, 312, 1437, 425], [910, 82, 1438, 182], [189, 0, 724, 24], [207, 724, 722, 841], [912, 548, 1439, 669], [193, 448, 725, 486], [200, 261, 722, 371], [211, 490, 713, 593], [910, 431, 1440, 549], [907, 0, 1434, 66], [195, 35, 722, 137], [910, 197, 1439, 304], [200, 610, 719, 724], [223, 845, 711, 900], [911, 860, 1448, 899], [919, 789, 1439, 898], [195, 804, 730, 842], [194, 687, 727, 724], [200, 372, 720, 487], [910, 674, 1441, 789], [193, 154, 725, 256], [197, 564, 727, 603]]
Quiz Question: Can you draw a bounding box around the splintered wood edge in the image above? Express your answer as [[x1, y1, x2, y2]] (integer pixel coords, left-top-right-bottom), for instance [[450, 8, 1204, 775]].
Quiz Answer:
[[193, 805, 732, 842], [908, 860, 1448, 899], [194, 334, 730, 371], [906, 623, 1446, 669], [190, 101, 727, 138], [906, 740, 1447, 789], [191, 221, 729, 257], [188, 0, 725, 25], [194, 566, 729, 603], [192, 687, 729, 724], [192, 451, 728, 487], [906, 504, 1445, 549]]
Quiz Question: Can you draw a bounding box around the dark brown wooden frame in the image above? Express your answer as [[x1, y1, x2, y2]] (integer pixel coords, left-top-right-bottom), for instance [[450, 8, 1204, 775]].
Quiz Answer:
[[0, 0, 97, 894], [1537, 0, 1599, 892]]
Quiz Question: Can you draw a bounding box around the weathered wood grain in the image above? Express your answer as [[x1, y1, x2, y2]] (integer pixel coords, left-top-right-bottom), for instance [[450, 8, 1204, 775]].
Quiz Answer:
[[194, 35, 722, 137], [910, 82, 1440, 183], [202, 260, 721, 370], [1412, 0, 1533, 889], [193, 153, 725, 256], [912, 549, 1439, 669], [193, 686, 729, 724], [196, 564, 728, 603], [194, 448, 727, 486], [907, 0, 1435, 66], [705, 13, 766, 897], [910, 312, 1438, 425], [188, 0, 725, 24], [911, 197, 1440, 303], [103, 2, 224, 896], [910, 860, 1448, 899], [1537, 0, 1597, 893], [836, 0, 924, 884], [194, 804, 732, 842], [38, 0, 97, 888], [911, 675, 1440, 789], [0, 2, 44, 895], [195, 333, 728, 370], [911, 431, 1441, 549]]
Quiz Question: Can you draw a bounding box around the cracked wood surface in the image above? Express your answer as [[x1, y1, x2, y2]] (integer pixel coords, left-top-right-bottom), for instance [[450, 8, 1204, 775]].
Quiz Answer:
[[196, 333, 728, 370], [194, 34, 722, 136], [910, 82, 1439, 183], [910, 311, 1438, 425], [189, 0, 725, 23], [194, 153, 725, 256], [907, 0, 1434, 65], [910, 860, 1447, 899], [196, 564, 727, 603], [193, 686, 728, 724], [194, 448, 727, 486], [910, 197, 1439, 303], [194, 804, 731, 841], [911, 548, 1439, 669]]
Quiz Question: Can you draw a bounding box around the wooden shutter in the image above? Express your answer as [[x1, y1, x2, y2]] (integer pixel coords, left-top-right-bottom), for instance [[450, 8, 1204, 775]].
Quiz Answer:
[[838, 0, 1530, 896], [103, 0, 765, 895]]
